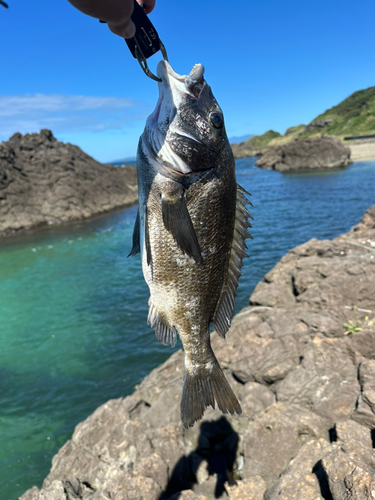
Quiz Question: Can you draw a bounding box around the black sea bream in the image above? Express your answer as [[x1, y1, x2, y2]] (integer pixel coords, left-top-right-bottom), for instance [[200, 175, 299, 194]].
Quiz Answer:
[[129, 61, 252, 428]]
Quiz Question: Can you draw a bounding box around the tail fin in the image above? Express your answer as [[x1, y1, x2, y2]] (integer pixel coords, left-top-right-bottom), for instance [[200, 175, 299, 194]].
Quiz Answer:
[[180, 357, 241, 429]]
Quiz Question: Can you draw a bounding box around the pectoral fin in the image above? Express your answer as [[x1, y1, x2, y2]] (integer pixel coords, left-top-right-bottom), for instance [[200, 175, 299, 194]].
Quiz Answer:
[[127, 208, 141, 257], [161, 184, 203, 266]]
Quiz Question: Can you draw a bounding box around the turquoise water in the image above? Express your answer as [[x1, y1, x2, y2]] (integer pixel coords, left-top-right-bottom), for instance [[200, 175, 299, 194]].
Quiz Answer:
[[1, 158, 375, 499]]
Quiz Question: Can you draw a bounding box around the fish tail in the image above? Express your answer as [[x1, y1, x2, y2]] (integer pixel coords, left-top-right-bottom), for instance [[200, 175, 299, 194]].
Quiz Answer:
[[180, 355, 241, 429]]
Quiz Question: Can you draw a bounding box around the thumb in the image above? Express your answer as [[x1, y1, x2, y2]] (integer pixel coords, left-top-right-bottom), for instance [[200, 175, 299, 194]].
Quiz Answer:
[[108, 18, 136, 39]]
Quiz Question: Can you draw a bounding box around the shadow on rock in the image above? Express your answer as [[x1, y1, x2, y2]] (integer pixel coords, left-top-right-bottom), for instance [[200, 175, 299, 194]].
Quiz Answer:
[[160, 417, 239, 499]]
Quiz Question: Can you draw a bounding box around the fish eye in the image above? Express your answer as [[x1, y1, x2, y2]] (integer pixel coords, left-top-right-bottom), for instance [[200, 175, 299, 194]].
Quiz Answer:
[[210, 112, 224, 129]]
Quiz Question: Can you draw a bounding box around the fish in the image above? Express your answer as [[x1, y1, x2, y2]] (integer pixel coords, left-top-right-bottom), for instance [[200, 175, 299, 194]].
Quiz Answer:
[[129, 60, 253, 428]]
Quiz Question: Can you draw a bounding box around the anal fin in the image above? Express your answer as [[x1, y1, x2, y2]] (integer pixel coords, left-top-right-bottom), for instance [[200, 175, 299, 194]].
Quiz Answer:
[[212, 184, 253, 338], [148, 300, 177, 348]]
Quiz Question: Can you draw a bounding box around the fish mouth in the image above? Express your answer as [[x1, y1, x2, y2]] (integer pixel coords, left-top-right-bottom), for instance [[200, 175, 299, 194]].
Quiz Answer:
[[156, 61, 205, 89], [149, 60, 205, 133], [142, 61, 206, 175]]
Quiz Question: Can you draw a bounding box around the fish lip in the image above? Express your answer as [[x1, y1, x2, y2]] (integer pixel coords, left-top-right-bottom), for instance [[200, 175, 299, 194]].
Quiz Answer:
[[156, 60, 186, 82], [148, 61, 204, 137], [156, 60, 205, 86]]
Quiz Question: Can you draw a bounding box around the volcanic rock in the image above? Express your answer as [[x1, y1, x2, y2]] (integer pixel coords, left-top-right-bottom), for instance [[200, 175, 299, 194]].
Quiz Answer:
[[255, 135, 352, 172], [0, 130, 138, 236], [20, 206, 375, 500]]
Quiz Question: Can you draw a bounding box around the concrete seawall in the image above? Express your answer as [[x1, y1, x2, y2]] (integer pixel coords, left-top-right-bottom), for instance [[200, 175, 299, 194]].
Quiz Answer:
[[347, 138, 375, 161]]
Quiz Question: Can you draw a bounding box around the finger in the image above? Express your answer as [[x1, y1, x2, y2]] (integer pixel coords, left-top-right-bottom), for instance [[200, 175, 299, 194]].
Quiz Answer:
[[137, 0, 155, 14], [108, 19, 136, 39]]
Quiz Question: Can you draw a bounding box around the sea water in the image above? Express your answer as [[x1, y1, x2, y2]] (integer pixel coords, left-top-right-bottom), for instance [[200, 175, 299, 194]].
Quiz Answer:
[[1, 158, 375, 499]]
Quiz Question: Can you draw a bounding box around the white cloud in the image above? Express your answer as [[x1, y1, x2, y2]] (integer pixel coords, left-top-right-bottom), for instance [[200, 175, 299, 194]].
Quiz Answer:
[[0, 94, 148, 138]]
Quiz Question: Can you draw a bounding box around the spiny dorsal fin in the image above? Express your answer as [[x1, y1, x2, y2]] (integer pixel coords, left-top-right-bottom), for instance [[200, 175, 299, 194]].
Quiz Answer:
[[148, 300, 177, 347], [128, 208, 141, 257], [212, 184, 253, 338]]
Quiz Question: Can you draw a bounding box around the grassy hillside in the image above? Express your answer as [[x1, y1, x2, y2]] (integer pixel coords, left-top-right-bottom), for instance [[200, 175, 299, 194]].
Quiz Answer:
[[232, 86, 375, 157], [308, 86, 375, 138], [234, 130, 281, 149]]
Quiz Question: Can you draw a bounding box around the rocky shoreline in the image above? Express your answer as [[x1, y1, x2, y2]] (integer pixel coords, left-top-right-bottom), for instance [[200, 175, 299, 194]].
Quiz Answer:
[[233, 135, 352, 172], [0, 130, 138, 237], [20, 205, 375, 500]]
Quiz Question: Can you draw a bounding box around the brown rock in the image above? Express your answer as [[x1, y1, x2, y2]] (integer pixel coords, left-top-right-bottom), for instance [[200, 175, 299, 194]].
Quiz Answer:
[[321, 447, 375, 500], [19, 481, 68, 500], [276, 336, 359, 421], [227, 476, 266, 500], [242, 403, 328, 486], [255, 135, 352, 172], [353, 360, 375, 427], [250, 235, 375, 313], [237, 382, 275, 419], [0, 130, 138, 236], [335, 420, 375, 471], [266, 438, 331, 500]]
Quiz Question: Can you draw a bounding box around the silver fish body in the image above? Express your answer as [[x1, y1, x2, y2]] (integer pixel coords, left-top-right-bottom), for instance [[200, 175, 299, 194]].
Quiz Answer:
[[130, 61, 252, 428]]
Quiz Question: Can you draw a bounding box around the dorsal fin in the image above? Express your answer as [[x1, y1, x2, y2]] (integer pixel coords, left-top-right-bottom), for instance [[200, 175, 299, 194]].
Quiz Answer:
[[148, 300, 177, 348], [212, 184, 253, 338]]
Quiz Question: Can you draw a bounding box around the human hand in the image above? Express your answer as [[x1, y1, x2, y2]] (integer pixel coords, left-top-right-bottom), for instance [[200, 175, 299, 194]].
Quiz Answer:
[[68, 0, 156, 39], [107, 0, 156, 38]]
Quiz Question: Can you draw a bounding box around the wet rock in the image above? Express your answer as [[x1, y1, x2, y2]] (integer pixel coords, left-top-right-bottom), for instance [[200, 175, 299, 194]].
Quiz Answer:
[[255, 135, 351, 172], [0, 130, 137, 236]]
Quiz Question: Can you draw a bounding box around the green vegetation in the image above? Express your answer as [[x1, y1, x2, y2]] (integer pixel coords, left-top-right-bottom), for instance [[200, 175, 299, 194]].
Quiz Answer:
[[285, 124, 306, 136], [233, 86, 375, 156], [302, 86, 375, 139], [237, 130, 281, 149], [268, 125, 306, 146], [344, 316, 374, 335]]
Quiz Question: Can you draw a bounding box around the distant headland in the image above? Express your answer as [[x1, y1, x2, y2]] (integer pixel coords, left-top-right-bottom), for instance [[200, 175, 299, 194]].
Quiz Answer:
[[232, 85, 375, 170]]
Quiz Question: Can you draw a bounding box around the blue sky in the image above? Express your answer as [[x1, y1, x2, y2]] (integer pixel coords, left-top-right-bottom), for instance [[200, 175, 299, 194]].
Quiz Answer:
[[1, 0, 375, 162]]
